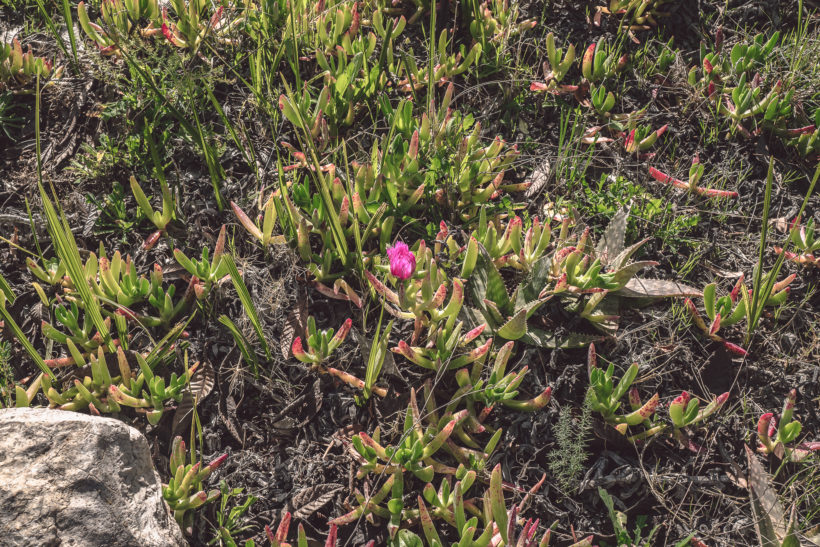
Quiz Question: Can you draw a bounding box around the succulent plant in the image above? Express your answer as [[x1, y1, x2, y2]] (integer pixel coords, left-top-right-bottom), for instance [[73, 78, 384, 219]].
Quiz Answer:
[[585, 344, 660, 428], [782, 110, 820, 159], [628, 390, 730, 449], [0, 39, 57, 86], [164, 435, 225, 527], [463, 206, 690, 347], [455, 341, 552, 413], [596, 0, 672, 30], [581, 39, 627, 83], [266, 512, 359, 547], [718, 76, 793, 137], [623, 123, 667, 155], [468, 0, 536, 69], [161, 0, 246, 52], [78, 0, 162, 54], [30, 345, 193, 425], [529, 32, 575, 93], [397, 31, 482, 91], [461, 210, 554, 274], [686, 272, 794, 356], [648, 155, 739, 198], [173, 225, 229, 300], [774, 217, 820, 268], [291, 316, 382, 395], [757, 389, 820, 462], [350, 391, 470, 483], [465, 243, 552, 345]]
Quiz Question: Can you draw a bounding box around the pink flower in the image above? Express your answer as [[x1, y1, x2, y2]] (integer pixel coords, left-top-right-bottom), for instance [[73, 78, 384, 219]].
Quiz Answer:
[[387, 241, 416, 280]]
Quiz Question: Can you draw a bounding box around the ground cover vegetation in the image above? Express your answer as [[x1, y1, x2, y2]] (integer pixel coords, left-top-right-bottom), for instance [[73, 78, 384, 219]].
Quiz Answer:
[[0, 0, 819, 544]]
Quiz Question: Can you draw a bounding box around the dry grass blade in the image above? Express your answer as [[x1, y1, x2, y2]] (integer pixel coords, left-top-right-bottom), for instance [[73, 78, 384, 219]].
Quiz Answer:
[[291, 483, 344, 520], [618, 278, 703, 298], [745, 445, 800, 547], [524, 157, 551, 199], [281, 292, 308, 360]]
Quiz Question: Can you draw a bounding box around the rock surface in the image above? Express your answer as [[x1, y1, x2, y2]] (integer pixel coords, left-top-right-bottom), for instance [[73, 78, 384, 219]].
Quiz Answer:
[[0, 407, 186, 547]]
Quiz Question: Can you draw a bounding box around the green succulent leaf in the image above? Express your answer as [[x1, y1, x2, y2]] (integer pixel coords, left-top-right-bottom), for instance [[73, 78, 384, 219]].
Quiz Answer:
[[497, 308, 528, 340], [470, 243, 510, 313]]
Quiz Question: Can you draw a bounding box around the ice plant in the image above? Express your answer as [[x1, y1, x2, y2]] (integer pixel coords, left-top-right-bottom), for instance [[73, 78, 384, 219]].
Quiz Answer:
[[173, 225, 229, 299], [396, 30, 482, 91], [367, 241, 465, 347], [231, 196, 286, 248], [1, 39, 57, 86], [160, 0, 245, 53], [757, 389, 820, 461], [581, 39, 626, 83], [291, 317, 384, 396], [774, 217, 820, 268], [586, 344, 660, 427], [623, 124, 667, 154], [87, 249, 151, 307], [686, 272, 794, 356], [32, 342, 194, 424], [784, 110, 820, 159], [728, 32, 781, 76], [589, 84, 617, 118], [265, 513, 356, 547], [392, 314, 492, 371], [291, 316, 351, 365], [77, 0, 163, 54], [130, 174, 175, 249], [628, 390, 730, 448], [668, 391, 729, 430], [387, 241, 416, 280], [414, 464, 578, 547], [648, 156, 738, 198], [41, 300, 113, 353], [462, 212, 553, 273], [688, 31, 779, 92], [336, 426, 564, 542], [455, 341, 552, 412], [717, 75, 792, 137], [146, 264, 199, 327], [348, 389, 472, 482], [468, 0, 536, 69], [163, 436, 225, 527], [595, 0, 672, 30], [26, 256, 66, 286]]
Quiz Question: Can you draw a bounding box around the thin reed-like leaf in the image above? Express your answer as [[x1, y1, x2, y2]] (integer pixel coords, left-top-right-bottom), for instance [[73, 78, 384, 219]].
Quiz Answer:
[[223, 255, 271, 359]]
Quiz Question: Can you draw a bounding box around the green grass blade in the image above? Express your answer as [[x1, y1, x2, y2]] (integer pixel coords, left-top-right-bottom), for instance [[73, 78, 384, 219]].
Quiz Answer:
[[60, 0, 79, 71], [36, 75, 110, 351], [31, 0, 74, 72], [204, 86, 258, 181], [280, 82, 349, 264], [119, 47, 226, 209], [223, 255, 271, 360], [748, 158, 775, 326], [364, 307, 392, 399], [0, 272, 13, 304], [218, 315, 258, 375], [0, 274, 54, 380], [189, 104, 226, 211], [40, 185, 113, 351]]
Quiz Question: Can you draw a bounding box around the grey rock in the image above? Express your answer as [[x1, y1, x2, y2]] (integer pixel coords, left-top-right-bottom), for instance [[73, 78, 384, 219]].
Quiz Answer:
[[0, 407, 186, 547]]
